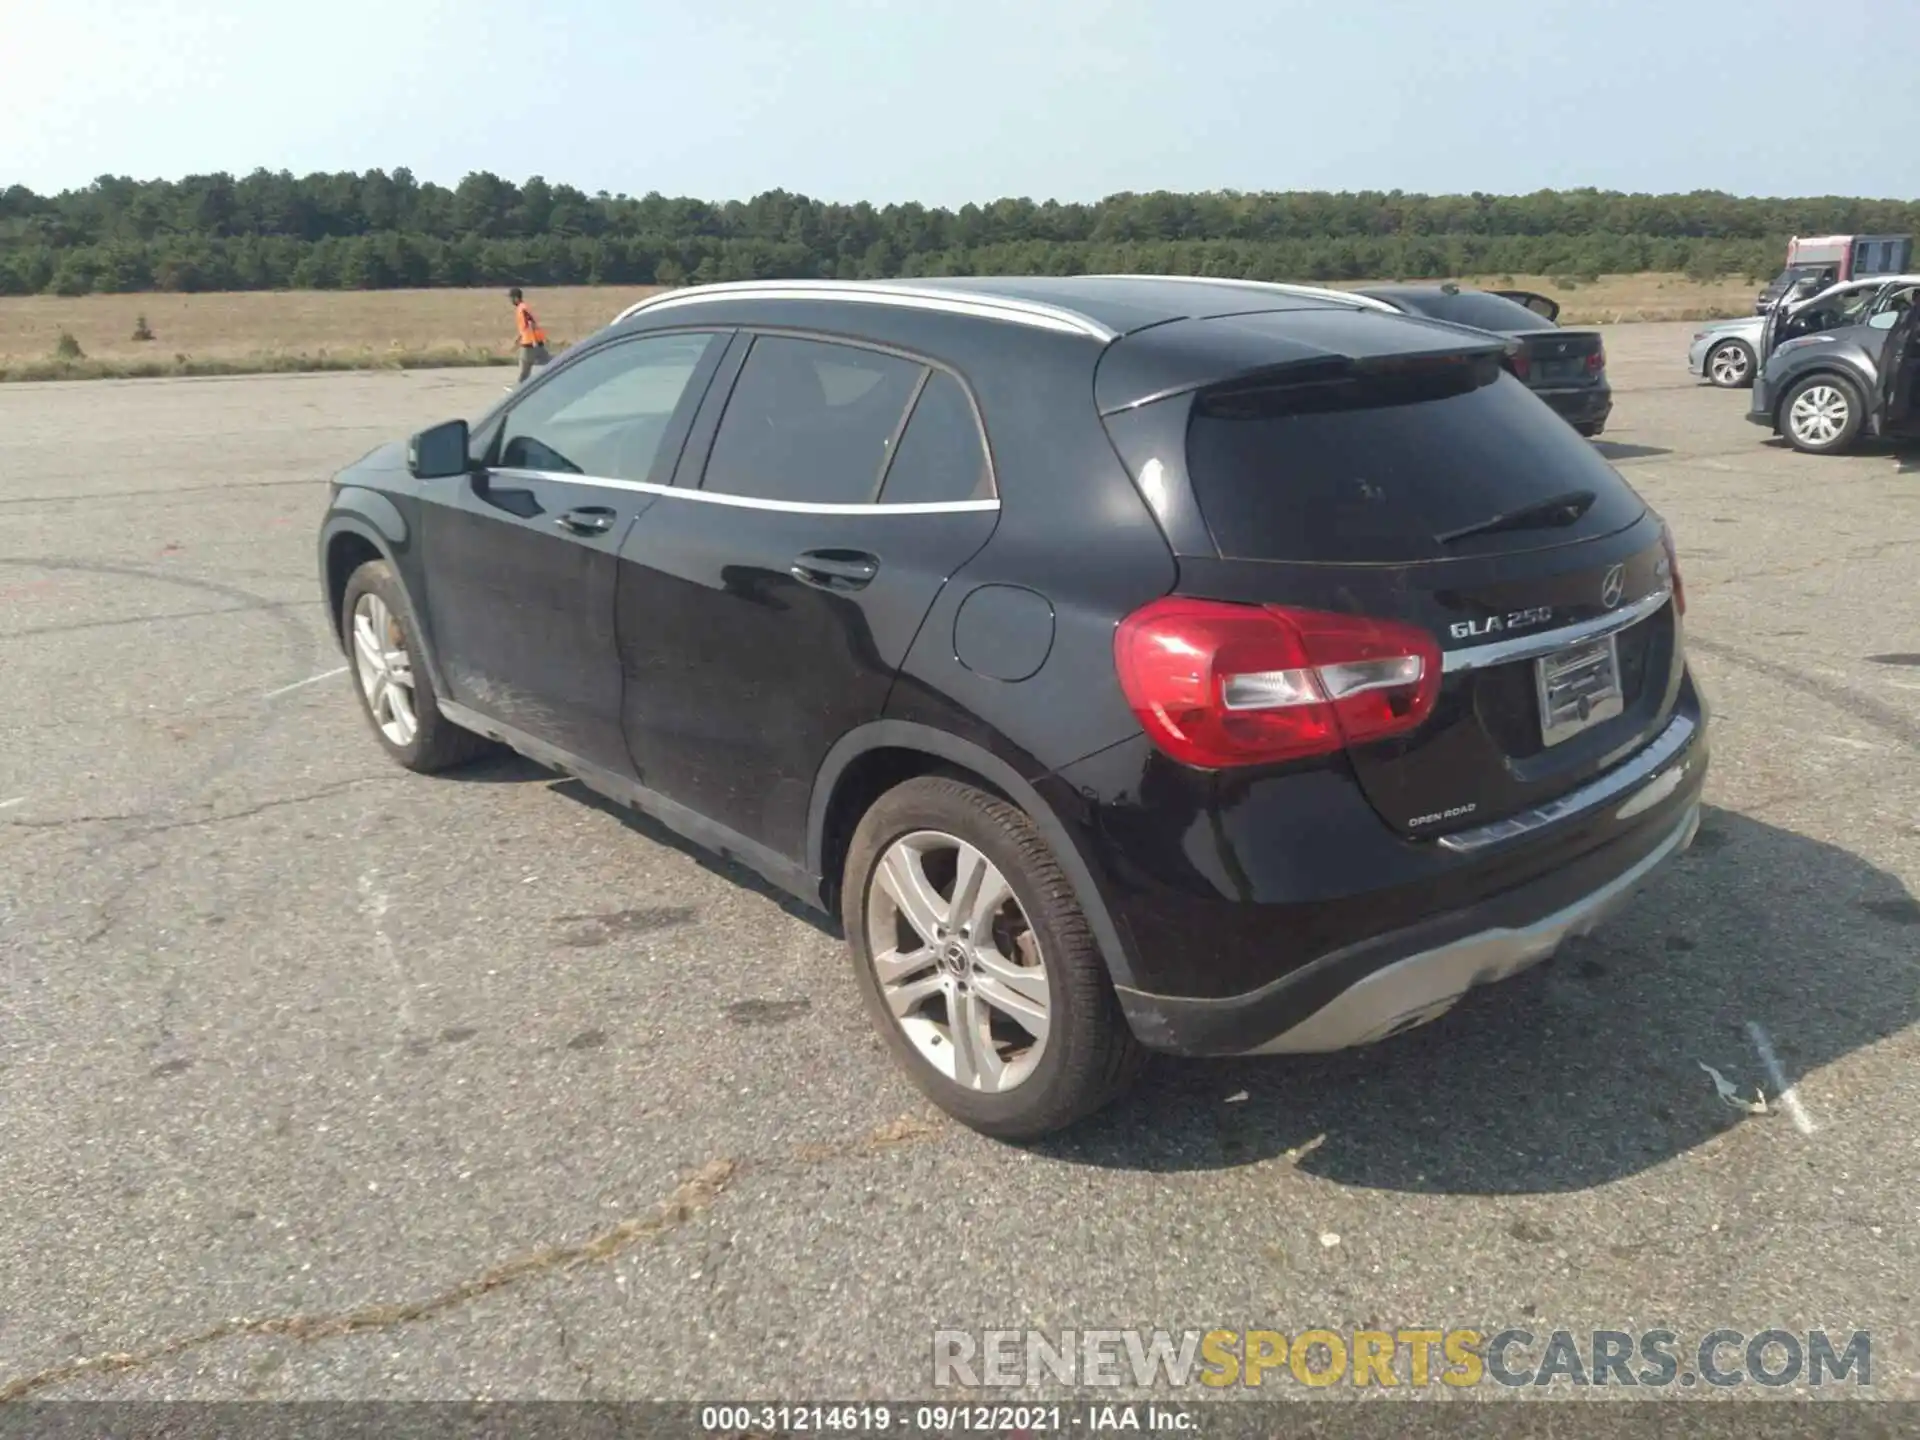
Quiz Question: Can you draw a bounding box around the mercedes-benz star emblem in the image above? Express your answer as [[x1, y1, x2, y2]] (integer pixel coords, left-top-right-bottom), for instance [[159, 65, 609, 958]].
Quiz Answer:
[[1600, 563, 1626, 610]]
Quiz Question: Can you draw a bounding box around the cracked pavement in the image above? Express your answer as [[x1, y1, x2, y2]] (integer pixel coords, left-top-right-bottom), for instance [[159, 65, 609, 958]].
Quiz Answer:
[[1, 328, 1918, 1402]]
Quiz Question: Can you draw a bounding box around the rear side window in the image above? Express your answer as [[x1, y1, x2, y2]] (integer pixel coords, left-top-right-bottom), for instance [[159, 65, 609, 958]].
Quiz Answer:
[[703, 335, 923, 505], [877, 370, 994, 505], [1393, 290, 1551, 332], [1184, 362, 1644, 564]]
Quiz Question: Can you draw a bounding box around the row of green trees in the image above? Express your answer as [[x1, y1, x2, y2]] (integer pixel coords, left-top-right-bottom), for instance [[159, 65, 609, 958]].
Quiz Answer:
[[6, 169, 1914, 296]]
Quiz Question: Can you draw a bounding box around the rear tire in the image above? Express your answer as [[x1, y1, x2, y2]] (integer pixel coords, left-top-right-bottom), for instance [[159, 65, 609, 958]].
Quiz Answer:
[[340, 559, 493, 773], [1780, 375, 1864, 455], [841, 775, 1144, 1140], [1576, 421, 1605, 438], [1706, 339, 1755, 389]]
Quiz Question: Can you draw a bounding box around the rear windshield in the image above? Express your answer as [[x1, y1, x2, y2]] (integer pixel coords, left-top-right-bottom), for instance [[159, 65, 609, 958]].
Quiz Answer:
[[1384, 290, 1550, 332], [1185, 361, 1644, 564]]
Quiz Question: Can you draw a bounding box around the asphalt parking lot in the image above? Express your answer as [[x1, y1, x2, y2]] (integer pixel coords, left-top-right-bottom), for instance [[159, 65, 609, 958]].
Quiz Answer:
[[2, 320, 1918, 1404]]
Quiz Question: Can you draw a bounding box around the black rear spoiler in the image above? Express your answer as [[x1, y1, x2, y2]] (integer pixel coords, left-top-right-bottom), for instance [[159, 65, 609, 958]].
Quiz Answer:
[[1491, 290, 1561, 323], [1093, 308, 1510, 416], [1197, 348, 1508, 419]]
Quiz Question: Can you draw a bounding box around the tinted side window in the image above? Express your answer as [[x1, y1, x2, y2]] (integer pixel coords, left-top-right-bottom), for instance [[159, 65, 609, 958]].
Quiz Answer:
[[498, 332, 717, 482], [703, 336, 923, 505], [876, 370, 993, 505]]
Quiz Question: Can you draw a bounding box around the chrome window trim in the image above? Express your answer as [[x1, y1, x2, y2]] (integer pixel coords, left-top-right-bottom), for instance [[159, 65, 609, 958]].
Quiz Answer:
[[1435, 712, 1697, 855], [1440, 584, 1673, 674], [487, 466, 1000, 517], [613, 281, 1116, 341]]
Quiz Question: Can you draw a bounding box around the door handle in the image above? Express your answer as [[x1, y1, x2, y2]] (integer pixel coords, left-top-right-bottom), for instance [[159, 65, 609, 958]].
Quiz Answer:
[[556, 506, 616, 535], [789, 549, 879, 591]]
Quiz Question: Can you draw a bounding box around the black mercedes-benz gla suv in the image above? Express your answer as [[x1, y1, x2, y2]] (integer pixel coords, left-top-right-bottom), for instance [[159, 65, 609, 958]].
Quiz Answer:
[[318, 275, 1707, 1139]]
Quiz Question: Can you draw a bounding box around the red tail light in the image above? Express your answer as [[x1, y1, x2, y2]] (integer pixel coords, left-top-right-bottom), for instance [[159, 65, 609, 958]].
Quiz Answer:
[[1586, 341, 1606, 375], [1660, 521, 1687, 617], [1508, 344, 1531, 381], [1113, 598, 1443, 769]]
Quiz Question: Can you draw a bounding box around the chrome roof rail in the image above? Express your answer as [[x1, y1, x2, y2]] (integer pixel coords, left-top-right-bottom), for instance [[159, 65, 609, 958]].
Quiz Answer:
[[612, 279, 1116, 340], [1081, 274, 1400, 313]]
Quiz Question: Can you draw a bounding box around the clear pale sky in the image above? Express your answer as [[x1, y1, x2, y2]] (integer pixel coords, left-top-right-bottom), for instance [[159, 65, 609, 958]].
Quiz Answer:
[[5, 0, 1916, 204]]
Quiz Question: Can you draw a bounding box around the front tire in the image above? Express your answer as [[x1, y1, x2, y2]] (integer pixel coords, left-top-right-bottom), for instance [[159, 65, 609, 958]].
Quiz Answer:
[[340, 559, 492, 773], [1780, 375, 1864, 455], [1706, 340, 1755, 389], [841, 775, 1144, 1140]]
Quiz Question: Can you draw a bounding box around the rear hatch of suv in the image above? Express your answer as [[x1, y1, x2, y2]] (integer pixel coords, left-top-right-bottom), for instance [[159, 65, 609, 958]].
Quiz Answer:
[[1097, 308, 1683, 840]]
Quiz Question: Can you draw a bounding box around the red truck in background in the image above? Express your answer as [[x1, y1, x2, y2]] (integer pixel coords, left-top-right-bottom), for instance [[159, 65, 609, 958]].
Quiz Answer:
[[1755, 234, 1914, 312]]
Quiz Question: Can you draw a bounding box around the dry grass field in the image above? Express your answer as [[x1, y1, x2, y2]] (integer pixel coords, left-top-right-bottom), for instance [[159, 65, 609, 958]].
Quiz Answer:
[[0, 272, 1757, 381]]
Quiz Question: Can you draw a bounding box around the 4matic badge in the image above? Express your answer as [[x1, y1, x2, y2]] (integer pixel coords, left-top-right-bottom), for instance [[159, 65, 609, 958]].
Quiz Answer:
[[1449, 606, 1554, 641]]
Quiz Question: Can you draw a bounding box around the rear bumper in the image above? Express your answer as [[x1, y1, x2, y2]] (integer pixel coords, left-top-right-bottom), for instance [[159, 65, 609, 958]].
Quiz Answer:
[[1533, 382, 1612, 430], [1116, 796, 1701, 1057], [1245, 803, 1697, 1053], [1100, 708, 1708, 1057]]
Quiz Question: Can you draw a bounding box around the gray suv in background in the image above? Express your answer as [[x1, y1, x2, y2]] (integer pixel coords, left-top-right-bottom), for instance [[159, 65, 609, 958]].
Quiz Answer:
[[1690, 275, 1920, 389], [1749, 279, 1920, 453]]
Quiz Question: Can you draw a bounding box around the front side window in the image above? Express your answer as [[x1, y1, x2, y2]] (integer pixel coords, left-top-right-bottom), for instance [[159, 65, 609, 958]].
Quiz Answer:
[[497, 332, 718, 482], [702, 336, 924, 505]]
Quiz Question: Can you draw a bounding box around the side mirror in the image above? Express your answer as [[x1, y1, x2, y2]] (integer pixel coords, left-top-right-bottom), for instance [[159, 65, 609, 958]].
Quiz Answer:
[[408, 419, 472, 479], [1867, 310, 1900, 331]]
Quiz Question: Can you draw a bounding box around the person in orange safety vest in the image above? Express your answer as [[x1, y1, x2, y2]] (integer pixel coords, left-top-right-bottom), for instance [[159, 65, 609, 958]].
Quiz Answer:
[[509, 287, 550, 385]]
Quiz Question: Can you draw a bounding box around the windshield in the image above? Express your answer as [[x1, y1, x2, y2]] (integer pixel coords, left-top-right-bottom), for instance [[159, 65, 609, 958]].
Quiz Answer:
[[1774, 265, 1835, 294]]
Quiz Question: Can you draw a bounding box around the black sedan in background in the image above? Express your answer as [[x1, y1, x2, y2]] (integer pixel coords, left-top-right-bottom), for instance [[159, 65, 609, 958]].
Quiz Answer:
[[1357, 283, 1612, 437]]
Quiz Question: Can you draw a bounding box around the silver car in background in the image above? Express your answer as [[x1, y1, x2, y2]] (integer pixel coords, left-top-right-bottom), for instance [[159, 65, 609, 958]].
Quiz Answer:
[[1688, 315, 1767, 388], [1689, 274, 1920, 389]]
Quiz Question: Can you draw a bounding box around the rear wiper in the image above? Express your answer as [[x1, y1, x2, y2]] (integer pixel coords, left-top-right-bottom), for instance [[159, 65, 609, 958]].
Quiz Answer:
[[1435, 489, 1596, 546]]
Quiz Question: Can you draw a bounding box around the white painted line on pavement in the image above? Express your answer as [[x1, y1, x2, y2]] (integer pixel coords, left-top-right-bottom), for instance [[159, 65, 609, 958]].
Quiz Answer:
[[262, 665, 347, 700], [1747, 1021, 1817, 1137], [0, 796, 24, 810], [1827, 736, 1885, 752], [358, 870, 415, 1040]]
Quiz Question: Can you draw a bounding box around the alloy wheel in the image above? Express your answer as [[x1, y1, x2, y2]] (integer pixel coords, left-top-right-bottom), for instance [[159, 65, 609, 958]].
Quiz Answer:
[[1709, 344, 1751, 386], [351, 592, 419, 746], [866, 830, 1051, 1093], [1788, 385, 1850, 448]]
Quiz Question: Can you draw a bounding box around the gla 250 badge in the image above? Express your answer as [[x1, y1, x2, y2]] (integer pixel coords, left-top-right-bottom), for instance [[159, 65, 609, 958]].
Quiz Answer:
[[1450, 605, 1554, 641], [1451, 563, 1631, 640]]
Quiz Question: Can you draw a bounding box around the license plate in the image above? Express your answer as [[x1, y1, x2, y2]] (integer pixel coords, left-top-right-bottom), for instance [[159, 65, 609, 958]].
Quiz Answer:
[[1535, 635, 1624, 746], [1534, 358, 1584, 383]]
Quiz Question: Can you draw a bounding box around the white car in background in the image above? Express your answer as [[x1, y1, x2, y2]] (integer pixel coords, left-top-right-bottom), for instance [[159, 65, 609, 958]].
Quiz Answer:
[[1690, 274, 1920, 389]]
